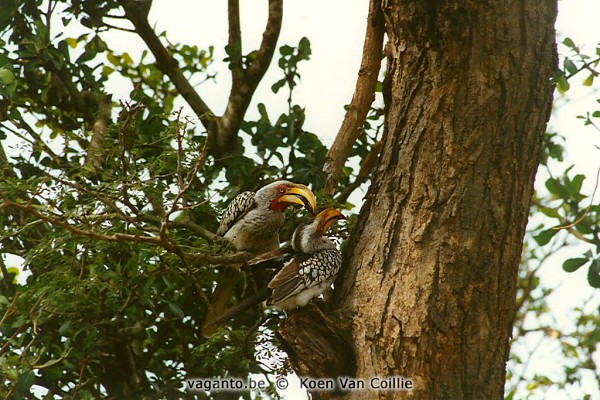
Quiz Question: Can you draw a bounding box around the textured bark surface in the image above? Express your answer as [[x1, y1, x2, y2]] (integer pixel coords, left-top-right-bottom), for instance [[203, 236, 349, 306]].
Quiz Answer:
[[280, 1, 557, 399]]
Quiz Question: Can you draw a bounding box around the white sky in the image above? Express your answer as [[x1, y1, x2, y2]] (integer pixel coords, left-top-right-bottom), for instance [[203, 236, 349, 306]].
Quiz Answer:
[[99, 0, 370, 144]]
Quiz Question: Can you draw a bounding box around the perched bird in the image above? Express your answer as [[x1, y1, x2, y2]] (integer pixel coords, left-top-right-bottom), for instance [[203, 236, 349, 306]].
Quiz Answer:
[[202, 180, 317, 336], [268, 207, 345, 309], [208, 208, 345, 327]]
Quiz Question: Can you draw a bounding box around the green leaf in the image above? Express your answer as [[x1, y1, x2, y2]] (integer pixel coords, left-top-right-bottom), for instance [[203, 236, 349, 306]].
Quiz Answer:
[[587, 259, 600, 288], [15, 370, 35, 394], [539, 205, 560, 219], [279, 45, 293, 56], [167, 301, 184, 319], [298, 37, 312, 60], [107, 52, 120, 66], [122, 52, 134, 65], [545, 177, 569, 199], [562, 37, 576, 49], [102, 66, 115, 76], [59, 320, 72, 336], [35, 351, 70, 369], [552, 71, 570, 92], [533, 228, 558, 246], [78, 390, 94, 400], [563, 174, 585, 200], [271, 79, 286, 94], [557, 74, 570, 92], [583, 74, 594, 86], [0, 67, 15, 84], [564, 58, 577, 75], [562, 257, 589, 273]]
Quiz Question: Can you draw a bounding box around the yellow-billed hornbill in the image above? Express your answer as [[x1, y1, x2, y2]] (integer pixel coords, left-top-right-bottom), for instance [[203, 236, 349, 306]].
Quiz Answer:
[[268, 207, 345, 309], [202, 181, 317, 336], [208, 208, 345, 327]]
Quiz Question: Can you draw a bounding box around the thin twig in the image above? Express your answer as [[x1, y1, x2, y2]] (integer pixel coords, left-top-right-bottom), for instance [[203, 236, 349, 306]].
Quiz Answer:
[[72, 356, 89, 399], [0, 199, 244, 264], [553, 167, 600, 231], [0, 256, 15, 289], [0, 292, 21, 329]]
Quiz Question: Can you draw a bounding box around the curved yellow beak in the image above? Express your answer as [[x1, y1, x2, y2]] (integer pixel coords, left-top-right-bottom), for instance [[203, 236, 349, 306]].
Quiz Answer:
[[278, 184, 317, 215], [317, 208, 346, 235]]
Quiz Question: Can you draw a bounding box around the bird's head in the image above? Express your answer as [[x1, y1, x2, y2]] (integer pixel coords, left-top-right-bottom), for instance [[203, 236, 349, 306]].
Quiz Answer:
[[291, 207, 345, 253], [262, 181, 317, 215], [315, 208, 346, 237]]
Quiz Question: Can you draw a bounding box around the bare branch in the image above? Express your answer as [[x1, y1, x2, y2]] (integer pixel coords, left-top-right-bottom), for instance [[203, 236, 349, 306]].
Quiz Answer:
[[228, 0, 243, 87], [33, 173, 226, 246], [336, 140, 382, 203], [215, 0, 283, 155], [120, 0, 213, 130], [323, 0, 385, 196], [136, 214, 227, 246], [3, 120, 68, 170], [84, 94, 113, 175], [0, 292, 21, 329]]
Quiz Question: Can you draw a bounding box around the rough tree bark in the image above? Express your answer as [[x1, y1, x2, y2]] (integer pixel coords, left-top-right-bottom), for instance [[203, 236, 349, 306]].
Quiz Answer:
[[280, 1, 557, 399]]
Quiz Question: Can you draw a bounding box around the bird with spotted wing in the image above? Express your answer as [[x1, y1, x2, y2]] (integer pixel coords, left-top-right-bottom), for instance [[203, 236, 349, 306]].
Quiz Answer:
[[207, 208, 346, 327], [268, 207, 345, 309], [202, 180, 317, 336]]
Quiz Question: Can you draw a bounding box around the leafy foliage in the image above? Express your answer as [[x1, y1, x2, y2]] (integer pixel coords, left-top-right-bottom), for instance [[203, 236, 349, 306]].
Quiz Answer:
[[0, 1, 377, 398]]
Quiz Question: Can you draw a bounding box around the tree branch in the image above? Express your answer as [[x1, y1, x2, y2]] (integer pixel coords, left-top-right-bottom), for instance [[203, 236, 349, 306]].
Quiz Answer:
[[35, 172, 227, 246], [215, 0, 283, 156], [120, 0, 213, 130], [84, 94, 113, 175], [0, 198, 244, 265], [323, 0, 385, 196], [228, 0, 243, 88], [121, 0, 281, 159], [336, 140, 382, 204]]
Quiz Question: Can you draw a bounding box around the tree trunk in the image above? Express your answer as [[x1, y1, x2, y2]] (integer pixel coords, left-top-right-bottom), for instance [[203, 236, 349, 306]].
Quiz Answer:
[[280, 1, 557, 399]]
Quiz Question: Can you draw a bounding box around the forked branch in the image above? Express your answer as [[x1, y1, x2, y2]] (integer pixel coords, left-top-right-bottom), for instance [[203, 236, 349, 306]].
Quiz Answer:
[[120, 0, 214, 130], [121, 0, 283, 159], [216, 0, 283, 156]]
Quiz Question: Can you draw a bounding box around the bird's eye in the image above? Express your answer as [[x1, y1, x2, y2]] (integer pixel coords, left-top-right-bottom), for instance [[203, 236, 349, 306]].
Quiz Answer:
[[278, 187, 286, 193]]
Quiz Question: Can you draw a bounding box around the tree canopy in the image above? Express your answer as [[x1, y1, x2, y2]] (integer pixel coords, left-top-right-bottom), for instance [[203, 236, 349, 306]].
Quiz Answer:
[[0, 0, 599, 399]]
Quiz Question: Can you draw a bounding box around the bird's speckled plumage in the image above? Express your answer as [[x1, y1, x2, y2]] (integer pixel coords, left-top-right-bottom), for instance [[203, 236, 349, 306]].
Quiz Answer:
[[216, 191, 256, 236], [267, 208, 344, 310], [202, 180, 317, 336], [268, 249, 342, 309], [204, 208, 345, 327]]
